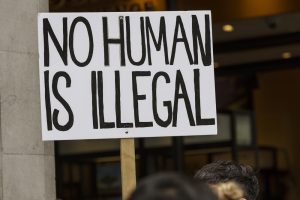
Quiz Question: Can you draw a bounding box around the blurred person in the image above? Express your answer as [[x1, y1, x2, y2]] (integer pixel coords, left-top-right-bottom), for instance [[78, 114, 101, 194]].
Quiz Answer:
[[212, 181, 245, 200], [194, 161, 259, 200], [128, 173, 218, 200]]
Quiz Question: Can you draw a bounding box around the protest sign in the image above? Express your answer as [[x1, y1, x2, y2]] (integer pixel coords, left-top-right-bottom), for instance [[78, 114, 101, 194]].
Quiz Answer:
[[38, 11, 217, 141]]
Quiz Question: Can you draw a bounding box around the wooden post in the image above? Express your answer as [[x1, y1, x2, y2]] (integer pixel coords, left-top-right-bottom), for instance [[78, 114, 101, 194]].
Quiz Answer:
[[121, 138, 137, 200]]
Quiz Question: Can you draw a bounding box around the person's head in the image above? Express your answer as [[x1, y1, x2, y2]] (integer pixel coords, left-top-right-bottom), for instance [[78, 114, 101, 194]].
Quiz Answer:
[[128, 173, 218, 200], [194, 161, 259, 200], [213, 181, 245, 200]]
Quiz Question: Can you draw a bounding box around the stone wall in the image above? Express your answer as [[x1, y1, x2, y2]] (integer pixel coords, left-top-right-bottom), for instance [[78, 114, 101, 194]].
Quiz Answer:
[[0, 0, 56, 199]]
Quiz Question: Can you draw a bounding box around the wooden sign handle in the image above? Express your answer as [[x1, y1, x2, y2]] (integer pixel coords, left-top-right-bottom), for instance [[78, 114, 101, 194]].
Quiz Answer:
[[121, 138, 137, 200]]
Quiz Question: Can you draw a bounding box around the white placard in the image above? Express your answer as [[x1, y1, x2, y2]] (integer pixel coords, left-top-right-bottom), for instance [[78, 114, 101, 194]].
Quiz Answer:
[[38, 11, 217, 141]]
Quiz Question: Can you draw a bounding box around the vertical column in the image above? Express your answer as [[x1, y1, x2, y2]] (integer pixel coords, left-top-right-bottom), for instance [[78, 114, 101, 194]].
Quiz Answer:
[[0, 0, 56, 199]]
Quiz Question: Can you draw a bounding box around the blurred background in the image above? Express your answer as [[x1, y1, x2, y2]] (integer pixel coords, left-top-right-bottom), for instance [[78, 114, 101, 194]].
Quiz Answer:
[[49, 0, 300, 199]]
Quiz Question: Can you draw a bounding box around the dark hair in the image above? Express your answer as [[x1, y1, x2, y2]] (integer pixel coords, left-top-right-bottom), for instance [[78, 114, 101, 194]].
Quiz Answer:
[[194, 161, 259, 200], [129, 173, 218, 200]]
